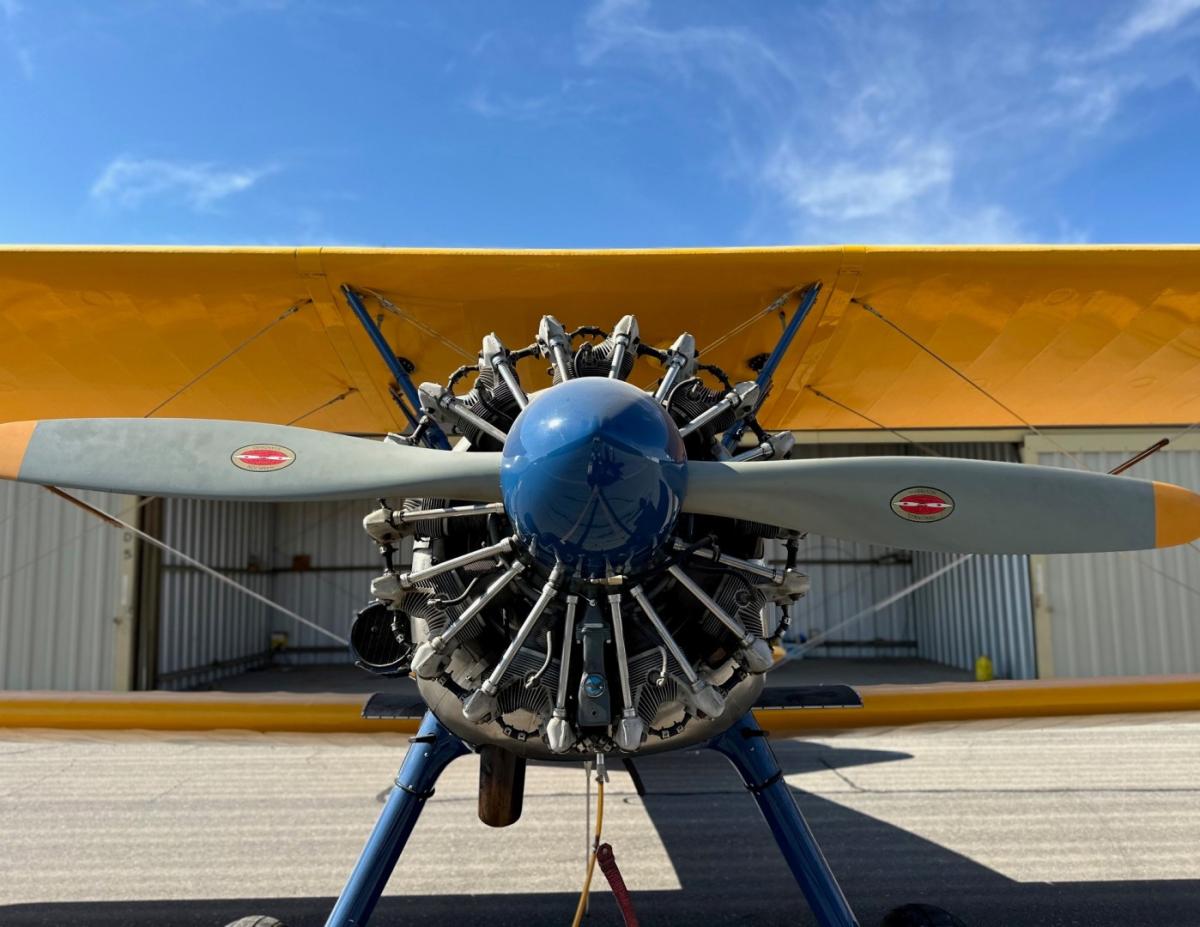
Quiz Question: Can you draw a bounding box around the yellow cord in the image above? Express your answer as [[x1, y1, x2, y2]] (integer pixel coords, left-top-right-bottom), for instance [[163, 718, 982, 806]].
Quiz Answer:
[[570, 777, 605, 927]]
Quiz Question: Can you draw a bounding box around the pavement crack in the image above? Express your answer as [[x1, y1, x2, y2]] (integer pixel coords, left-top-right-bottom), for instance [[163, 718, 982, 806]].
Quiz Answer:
[[149, 772, 200, 803], [820, 757, 866, 792], [0, 744, 59, 758]]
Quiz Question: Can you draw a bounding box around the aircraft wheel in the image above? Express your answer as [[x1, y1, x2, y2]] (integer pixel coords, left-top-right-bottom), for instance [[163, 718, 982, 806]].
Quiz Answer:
[[223, 918, 288, 927], [880, 903, 967, 926]]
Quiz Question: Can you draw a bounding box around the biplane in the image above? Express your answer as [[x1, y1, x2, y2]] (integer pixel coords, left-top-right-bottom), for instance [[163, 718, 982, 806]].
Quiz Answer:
[[3, 245, 1200, 927]]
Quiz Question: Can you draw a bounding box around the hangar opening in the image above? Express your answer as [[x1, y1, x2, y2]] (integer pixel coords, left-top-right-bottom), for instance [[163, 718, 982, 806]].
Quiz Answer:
[[5, 429, 1195, 693]]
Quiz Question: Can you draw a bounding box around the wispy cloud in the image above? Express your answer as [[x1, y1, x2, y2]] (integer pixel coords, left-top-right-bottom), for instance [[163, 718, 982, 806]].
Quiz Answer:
[[89, 157, 276, 211], [1103, 0, 1200, 54], [581, 0, 796, 102], [758, 139, 1028, 244], [575, 0, 1200, 243], [765, 141, 953, 223], [1, 0, 33, 80], [467, 89, 556, 120], [466, 78, 601, 122]]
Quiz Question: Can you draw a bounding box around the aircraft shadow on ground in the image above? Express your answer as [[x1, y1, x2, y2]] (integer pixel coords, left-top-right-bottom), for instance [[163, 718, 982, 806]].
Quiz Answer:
[[2, 741, 1194, 927]]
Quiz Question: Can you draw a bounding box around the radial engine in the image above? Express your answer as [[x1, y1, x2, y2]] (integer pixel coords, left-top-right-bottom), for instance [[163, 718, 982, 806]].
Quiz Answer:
[[350, 315, 809, 760]]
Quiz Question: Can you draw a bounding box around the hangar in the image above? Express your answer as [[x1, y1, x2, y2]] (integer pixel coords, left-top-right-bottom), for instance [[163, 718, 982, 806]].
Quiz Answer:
[[3, 430, 1197, 692], [2, 245, 1199, 692]]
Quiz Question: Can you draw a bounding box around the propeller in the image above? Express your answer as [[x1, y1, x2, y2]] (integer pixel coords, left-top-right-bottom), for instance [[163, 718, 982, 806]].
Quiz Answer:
[[685, 456, 1200, 554], [0, 418, 502, 503], [5, 417, 1199, 555]]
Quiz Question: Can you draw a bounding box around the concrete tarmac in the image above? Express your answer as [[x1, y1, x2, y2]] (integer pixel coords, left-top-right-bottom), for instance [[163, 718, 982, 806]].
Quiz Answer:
[[2, 713, 1198, 926]]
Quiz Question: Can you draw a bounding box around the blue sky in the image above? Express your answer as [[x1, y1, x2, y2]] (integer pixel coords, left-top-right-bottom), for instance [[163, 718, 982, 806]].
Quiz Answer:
[[1, 0, 1199, 247]]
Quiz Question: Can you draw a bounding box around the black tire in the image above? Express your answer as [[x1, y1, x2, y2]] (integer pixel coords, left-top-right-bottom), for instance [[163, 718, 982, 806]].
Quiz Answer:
[[881, 903, 967, 927], [223, 918, 288, 927]]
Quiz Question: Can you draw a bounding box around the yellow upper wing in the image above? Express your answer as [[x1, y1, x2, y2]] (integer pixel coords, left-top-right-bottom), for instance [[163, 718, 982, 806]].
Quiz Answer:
[[2, 245, 1198, 433]]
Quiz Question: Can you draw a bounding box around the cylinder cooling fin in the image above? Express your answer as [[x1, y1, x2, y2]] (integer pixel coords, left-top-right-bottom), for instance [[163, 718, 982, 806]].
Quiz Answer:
[[353, 315, 808, 759]]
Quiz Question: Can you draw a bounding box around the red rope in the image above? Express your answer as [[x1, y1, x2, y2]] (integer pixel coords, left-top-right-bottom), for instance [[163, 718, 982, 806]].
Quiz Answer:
[[596, 843, 639, 927]]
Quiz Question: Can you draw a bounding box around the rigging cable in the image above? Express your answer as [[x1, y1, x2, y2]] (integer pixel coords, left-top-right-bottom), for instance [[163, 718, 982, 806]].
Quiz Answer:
[[789, 381, 1200, 656], [701, 286, 803, 355], [804, 384, 945, 457], [794, 555, 973, 656], [48, 487, 348, 645], [0, 494, 158, 588], [358, 287, 476, 361], [1, 294, 312, 543], [287, 386, 359, 426], [0, 294, 355, 645], [143, 299, 310, 418], [851, 298, 1089, 470]]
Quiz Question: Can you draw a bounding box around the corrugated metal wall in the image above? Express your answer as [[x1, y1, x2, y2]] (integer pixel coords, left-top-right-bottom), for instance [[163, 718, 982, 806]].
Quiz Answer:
[[783, 536, 915, 658], [269, 498, 382, 665], [152, 496, 385, 686], [778, 441, 1035, 677], [156, 499, 275, 689], [3, 442, 1051, 689], [910, 443, 1036, 679], [0, 484, 134, 690], [911, 551, 1036, 678], [1030, 438, 1200, 678]]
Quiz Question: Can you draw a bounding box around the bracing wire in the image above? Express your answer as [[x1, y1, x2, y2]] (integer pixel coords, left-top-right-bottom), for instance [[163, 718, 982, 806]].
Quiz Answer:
[[358, 287, 476, 361], [804, 385, 945, 458], [0, 297, 313, 541], [854, 298, 1200, 576], [792, 371, 1200, 647], [0, 482, 363, 625], [0, 494, 158, 588], [794, 555, 974, 656], [0, 295, 356, 646], [49, 487, 348, 646], [1122, 552, 1200, 600], [143, 299, 309, 418], [286, 386, 359, 426], [700, 286, 802, 355], [1174, 420, 1200, 441], [852, 298, 1091, 471]]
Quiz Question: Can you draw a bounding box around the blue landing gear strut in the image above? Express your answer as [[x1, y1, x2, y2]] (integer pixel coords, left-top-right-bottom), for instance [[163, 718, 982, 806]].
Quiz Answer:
[[325, 709, 859, 927], [325, 712, 469, 927], [709, 712, 860, 927]]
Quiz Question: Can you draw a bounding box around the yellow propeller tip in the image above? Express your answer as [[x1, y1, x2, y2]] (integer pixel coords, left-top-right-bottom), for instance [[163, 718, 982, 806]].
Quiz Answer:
[[1153, 481, 1200, 548], [0, 420, 37, 480]]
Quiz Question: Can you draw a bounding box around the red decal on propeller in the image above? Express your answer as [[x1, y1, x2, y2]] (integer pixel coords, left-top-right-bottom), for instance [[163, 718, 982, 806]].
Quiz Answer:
[[232, 444, 296, 472], [890, 487, 954, 523]]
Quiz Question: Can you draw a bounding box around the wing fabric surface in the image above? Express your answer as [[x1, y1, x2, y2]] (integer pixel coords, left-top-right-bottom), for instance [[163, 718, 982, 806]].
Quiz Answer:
[[3, 246, 1200, 432], [685, 456, 1200, 553], [0, 418, 502, 502]]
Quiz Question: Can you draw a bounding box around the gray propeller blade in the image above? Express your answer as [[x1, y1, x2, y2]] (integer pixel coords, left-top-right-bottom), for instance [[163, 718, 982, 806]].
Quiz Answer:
[[0, 418, 501, 502], [684, 456, 1200, 554]]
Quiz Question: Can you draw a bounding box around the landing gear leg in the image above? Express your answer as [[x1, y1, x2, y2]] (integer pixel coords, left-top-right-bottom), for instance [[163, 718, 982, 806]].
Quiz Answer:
[[325, 711, 469, 927], [708, 712, 860, 927]]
